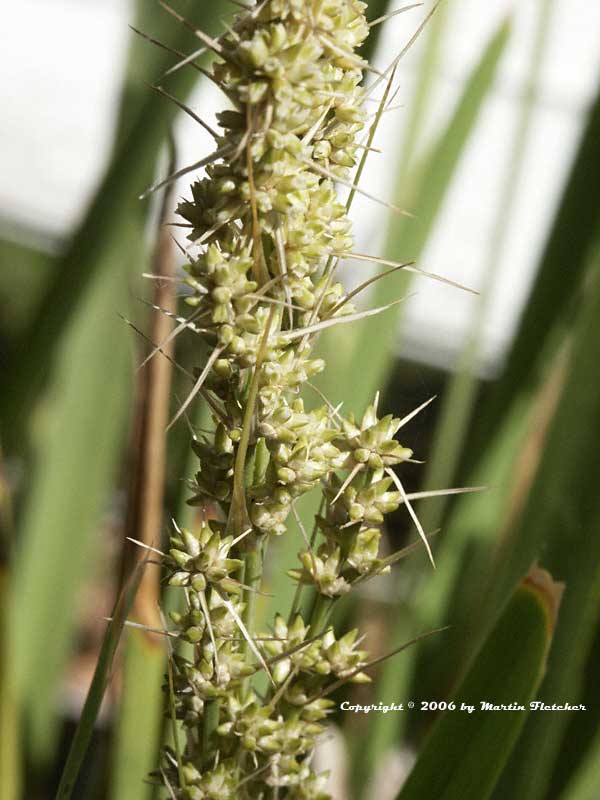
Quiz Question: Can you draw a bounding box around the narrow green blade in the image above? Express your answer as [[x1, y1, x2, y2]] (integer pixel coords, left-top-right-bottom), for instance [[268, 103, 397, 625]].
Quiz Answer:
[[8, 252, 135, 761], [405, 64, 600, 731], [0, 573, 20, 800], [55, 561, 145, 800], [560, 723, 600, 800], [112, 632, 166, 800], [487, 252, 600, 799], [397, 567, 562, 800], [418, 0, 555, 535]]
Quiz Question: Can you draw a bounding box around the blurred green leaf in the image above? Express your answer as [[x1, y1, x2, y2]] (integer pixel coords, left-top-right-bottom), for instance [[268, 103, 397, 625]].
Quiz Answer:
[[397, 567, 562, 800], [8, 251, 135, 762], [112, 633, 165, 800], [408, 65, 600, 727], [0, 1, 228, 447], [489, 253, 600, 799], [419, 0, 555, 535], [394, 0, 450, 189], [0, 238, 57, 343], [560, 723, 600, 800], [55, 560, 145, 800], [0, 573, 20, 800]]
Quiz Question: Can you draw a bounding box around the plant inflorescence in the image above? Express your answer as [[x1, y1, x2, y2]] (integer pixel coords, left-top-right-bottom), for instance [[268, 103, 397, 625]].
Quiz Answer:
[[146, 2, 439, 797]]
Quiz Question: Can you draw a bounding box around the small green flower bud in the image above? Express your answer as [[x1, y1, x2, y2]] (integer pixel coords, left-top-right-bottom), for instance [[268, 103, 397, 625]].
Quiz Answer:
[[218, 324, 234, 345], [168, 571, 190, 587], [213, 358, 233, 379], [182, 764, 202, 785], [277, 466, 296, 484], [212, 286, 232, 304], [354, 448, 369, 463], [169, 548, 190, 567], [185, 626, 203, 644], [228, 336, 246, 355], [191, 574, 207, 592], [351, 671, 372, 684]]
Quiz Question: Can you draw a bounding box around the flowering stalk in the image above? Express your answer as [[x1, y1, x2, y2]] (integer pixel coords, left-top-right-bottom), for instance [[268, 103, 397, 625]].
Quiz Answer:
[[150, 2, 429, 797]]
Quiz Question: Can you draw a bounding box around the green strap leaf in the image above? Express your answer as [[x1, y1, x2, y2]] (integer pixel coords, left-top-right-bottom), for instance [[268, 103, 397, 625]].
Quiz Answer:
[[486, 252, 600, 799], [560, 722, 600, 800], [0, 572, 21, 800], [397, 567, 562, 800], [8, 253, 135, 762], [5, 1, 228, 769], [418, 0, 555, 536], [55, 560, 145, 800], [111, 633, 166, 800]]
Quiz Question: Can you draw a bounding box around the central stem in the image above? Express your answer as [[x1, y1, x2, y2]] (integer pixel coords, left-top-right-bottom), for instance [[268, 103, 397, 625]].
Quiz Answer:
[[240, 535, 266, 698], [230, 305, 276, 538]]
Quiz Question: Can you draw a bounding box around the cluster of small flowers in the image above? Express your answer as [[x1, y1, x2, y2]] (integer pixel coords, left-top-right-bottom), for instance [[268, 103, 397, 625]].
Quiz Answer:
[[164, 540, 373, 797], [156, 2, 416, 798]]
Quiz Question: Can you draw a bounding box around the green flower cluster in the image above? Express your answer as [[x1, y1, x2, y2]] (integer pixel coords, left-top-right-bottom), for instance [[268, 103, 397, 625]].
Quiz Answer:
[[154, 2, 417, 798]]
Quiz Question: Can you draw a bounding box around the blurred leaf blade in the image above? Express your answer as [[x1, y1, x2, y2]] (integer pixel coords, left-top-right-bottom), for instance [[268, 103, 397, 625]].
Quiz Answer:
[[8, 254, 135, 762], [488, 251, 600, 799], [394, 0, 450, 189], [112, 633, 166, 800], [0, 574, 21, 800], [561, 723, 600, 800], [408, 62, 600, 727], [1, 1, 228, 445], [55, 560, 145, 800], [397, 566, 562, 800], [419, 0, 555, 534], [111, 165, 177, 800]]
